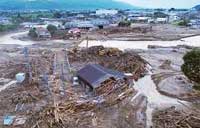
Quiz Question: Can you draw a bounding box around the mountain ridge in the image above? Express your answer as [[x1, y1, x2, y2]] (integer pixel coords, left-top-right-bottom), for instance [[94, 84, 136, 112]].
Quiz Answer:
[[193, 4, 200, 11], [0, 0, 137, 10]]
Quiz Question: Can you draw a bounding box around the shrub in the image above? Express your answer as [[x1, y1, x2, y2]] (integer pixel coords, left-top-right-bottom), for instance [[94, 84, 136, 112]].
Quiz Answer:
[[177, 20, 189, 26], [118, 21, 131, 27], [0, 24, 18, 32], [181, 49, 200, 90], [28, 28, 37, 38], [47, 24, 57, 35]]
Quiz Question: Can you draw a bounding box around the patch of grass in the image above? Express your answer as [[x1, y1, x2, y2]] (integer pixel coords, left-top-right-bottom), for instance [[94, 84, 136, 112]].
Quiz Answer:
[[193, 83, 200, 91], [0, 24, 18, 32]]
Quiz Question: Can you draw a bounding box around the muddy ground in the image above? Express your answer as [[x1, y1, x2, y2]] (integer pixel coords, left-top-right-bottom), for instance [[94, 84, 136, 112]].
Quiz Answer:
[[0, 42, 147, 128], [137, 47, 200, 128], [152, 106, 200, 128], [138, 47, 200, 102], [87, 24, 200, 41], [0, 24, 200, 128]]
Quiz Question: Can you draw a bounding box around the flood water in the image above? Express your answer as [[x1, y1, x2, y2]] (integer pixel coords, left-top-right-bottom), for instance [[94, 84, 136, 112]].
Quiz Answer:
[[0, 31, 35, 45], [80, 36, 200, 50], [134, 73, 187, 127], [79, 37, 196, 127]]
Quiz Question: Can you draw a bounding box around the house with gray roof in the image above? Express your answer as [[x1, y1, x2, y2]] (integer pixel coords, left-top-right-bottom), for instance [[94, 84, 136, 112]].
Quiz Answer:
[[77, 64, 127, 94]]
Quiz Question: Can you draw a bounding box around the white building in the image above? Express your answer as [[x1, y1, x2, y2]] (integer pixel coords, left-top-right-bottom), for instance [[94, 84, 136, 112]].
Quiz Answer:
[[156, 18, 168, 24], [96, 9, 118, 16], [129, 17, 151, 23], [168, 13, 180, 22], [189, 19, 200, 29], [20, 22, 39, 28]]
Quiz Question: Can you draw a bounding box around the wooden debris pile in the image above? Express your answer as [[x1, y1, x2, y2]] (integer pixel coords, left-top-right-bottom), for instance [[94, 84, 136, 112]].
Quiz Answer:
[[27, 82, 135, 128], [153, 106, 200, 128], [159, 60, 172, 70], [95, 26, 152, 35], [68, 46, 146, 80], [0, 49, 54, 79], [11, 92, 40, 104]]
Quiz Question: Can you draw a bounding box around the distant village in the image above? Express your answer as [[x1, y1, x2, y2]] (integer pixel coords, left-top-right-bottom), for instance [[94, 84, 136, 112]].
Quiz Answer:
[[0, 8, 200, 39]]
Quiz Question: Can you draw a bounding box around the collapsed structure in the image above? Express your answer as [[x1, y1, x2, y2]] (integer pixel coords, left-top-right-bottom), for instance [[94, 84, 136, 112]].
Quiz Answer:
[[77, 64, 128, 95]]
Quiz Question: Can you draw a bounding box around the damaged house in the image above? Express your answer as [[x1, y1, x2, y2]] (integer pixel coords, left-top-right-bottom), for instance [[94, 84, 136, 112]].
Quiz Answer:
[[35, 28, 51, 39], [77, 64, 128, 95]]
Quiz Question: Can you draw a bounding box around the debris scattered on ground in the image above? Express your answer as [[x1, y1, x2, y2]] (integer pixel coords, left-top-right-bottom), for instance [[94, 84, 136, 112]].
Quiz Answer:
[[13, 116, 27, 126], [95, 26, 152, 35], [3, 115, 15, 125], [0, 48, 54, 80], [152, 73, 200, 102], [153, 106, 200, 128], [0, 46, 147, 128], [68, 46, 146, 80], [159, 60, 172, 70]]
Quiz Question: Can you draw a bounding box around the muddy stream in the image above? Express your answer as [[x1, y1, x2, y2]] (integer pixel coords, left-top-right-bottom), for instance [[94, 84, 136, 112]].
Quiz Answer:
[[134, 68, 188, 127], [79, 37, 199, 127]]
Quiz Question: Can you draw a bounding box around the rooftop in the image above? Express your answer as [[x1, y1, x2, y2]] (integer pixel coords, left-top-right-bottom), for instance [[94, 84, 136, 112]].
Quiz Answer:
[[77, 64, 126, 89]]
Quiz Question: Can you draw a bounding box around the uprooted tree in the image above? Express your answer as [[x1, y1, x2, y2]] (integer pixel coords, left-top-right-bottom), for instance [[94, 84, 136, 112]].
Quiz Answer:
[[181, 48, 200, 90]]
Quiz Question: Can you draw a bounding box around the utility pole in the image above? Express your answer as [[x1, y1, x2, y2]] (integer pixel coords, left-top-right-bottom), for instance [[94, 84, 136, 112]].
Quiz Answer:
[[86, 35, 89, 49], [86, 33, 89, 59], [23, 47, 32, 83], [64, 50, 71, 73]]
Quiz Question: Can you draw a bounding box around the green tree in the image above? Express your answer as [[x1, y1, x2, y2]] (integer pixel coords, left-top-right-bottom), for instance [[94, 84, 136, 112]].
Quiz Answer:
[[28, 28, 37, 38], [118, 20, 131, 27], [182, 49, 200, 90], [154, 12, 168, 18], [177, 20, 189, 26], [53, 12, 62, 18], [0, 24, 18, 32], [47, 24, 57, 35]]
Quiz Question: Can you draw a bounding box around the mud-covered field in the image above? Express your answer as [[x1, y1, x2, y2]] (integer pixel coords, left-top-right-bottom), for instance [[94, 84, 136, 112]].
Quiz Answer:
[[0, 24, 200, 128]]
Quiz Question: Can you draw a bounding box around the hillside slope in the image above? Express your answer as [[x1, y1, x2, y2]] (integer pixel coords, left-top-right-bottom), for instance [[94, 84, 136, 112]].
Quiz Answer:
[[0, 0, 136, 10]]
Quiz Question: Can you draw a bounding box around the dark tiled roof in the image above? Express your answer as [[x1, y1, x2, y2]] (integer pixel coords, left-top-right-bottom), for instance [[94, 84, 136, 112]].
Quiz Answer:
[[77, 64, 126, 89]]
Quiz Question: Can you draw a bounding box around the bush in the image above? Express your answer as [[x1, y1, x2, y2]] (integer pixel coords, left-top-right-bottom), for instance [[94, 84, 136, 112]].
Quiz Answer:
[[154, 12, 168, 18], [181, 49, 200, 89], [118, 21, 131, 27], [0, 24, 18, 32], [47, 24, 57, 35], [193, 84, 200, 91], [28, 28, 37, 38], [53, 12, 62, 18], [176, 20, 189, 26]]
